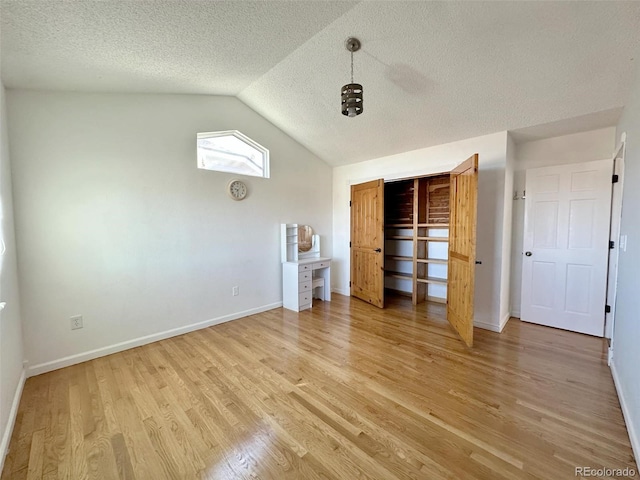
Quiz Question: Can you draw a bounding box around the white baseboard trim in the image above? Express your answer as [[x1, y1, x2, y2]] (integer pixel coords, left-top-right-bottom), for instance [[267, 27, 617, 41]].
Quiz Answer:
[[611, 360, 640, 467], [473, 320, 501, 333], [473, 314, 511, 333], [511, 309, 521, 318], [332, 288, 350, 297], [0, 368, 27, 473], [499, 312, 511, 332], [27, 302, 282, 377]]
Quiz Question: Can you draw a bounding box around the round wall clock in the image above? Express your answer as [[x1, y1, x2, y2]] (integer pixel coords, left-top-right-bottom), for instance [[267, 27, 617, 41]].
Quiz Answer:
[[227, 179, 248, 201]]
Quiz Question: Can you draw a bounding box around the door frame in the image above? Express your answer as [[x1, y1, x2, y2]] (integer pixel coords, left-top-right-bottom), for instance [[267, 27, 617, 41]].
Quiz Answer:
[[605, 135, 626, 361]]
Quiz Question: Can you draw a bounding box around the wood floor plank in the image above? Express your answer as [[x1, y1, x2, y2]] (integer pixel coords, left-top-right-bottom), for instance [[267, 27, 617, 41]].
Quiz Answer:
[[109, 433, 135, 480], [26, 429, 45, 480], [111, 393, 166, 479], [68, 384, 89, 479], [2, 294, 636, 479]]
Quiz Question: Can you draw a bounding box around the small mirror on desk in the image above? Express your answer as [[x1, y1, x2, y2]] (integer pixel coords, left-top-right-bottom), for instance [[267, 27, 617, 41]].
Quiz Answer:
[[298, 225, 314, 252]]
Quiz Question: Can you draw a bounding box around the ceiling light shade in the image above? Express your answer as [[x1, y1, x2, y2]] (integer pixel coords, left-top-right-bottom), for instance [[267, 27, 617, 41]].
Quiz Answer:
[[341, 37, 363, 117]]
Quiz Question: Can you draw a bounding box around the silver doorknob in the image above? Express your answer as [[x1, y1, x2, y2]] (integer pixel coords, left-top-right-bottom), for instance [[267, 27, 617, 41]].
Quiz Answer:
[[525, 251, 532, 256]]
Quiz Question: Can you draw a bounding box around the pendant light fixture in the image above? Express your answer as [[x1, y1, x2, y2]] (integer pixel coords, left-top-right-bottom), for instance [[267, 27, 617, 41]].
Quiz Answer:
[[341, 37, 363, 117]]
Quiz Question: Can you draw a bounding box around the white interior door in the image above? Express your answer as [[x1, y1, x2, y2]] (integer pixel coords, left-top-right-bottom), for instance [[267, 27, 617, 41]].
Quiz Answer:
[[521, 159, 613, 336]]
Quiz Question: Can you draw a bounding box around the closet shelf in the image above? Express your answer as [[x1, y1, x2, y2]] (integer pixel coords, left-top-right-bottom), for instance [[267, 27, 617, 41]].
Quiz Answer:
[[416, 236, 449, 242], [416, 258, 448, 264], [417, 223, 450, 228], [386, 224, 414, 228], [388, 235, 413, 240], [386, 271, 413, 280], [386, 220, 412, 225], [416, 277, 448, 285], [385, 255, 413, 262]]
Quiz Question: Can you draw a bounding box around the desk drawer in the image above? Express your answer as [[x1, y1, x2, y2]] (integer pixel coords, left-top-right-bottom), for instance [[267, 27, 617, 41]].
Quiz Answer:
[[298, 264, 312, 272], [299, 271, 312, 282], [299, 292, 312, 305], [299, 281, 312, 293], [313, 261, 330, 270]]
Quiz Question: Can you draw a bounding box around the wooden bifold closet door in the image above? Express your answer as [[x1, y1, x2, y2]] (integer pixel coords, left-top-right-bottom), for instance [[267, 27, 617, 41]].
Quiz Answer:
[[350, 179, 385, 308], [447, 154, 479, 347]]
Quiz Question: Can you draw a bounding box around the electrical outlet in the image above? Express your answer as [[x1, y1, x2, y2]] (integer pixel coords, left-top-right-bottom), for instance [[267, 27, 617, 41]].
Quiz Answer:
[[70, 315, 83, 330], [232, 286, 239, 296]]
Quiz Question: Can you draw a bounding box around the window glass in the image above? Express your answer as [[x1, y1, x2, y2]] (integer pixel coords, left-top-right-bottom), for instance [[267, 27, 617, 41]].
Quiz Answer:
[[197, 131, 269, 178]]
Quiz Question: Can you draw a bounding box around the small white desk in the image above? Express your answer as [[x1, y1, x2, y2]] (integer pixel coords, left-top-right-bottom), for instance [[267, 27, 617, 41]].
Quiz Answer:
[[282, 257, 331, 312]]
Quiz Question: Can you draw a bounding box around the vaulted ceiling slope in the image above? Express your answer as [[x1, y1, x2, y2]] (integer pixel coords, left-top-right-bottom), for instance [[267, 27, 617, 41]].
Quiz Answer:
[[2, 1, 640, 166]]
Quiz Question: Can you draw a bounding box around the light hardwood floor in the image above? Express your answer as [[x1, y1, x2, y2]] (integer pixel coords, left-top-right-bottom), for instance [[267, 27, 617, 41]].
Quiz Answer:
[[2, 294, 636, 479]]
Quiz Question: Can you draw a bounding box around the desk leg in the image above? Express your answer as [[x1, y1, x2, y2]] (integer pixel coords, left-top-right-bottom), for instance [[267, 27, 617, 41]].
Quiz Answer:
[[323, 267, 331, 301]]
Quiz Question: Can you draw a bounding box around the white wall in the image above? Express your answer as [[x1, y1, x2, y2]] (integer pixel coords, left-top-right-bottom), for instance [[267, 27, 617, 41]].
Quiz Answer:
[[500, 134, 515, 327], [0, 83, 25, 468], [332, 131, 510, 330], [7, 91, 332, 374], [612, 65, 640, 463], [509, 127, 616, 316]]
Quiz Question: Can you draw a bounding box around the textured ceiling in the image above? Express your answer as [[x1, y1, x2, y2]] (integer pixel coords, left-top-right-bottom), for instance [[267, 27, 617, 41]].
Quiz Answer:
[[2, 1, 640, 166], [0, 1, 357, 94]]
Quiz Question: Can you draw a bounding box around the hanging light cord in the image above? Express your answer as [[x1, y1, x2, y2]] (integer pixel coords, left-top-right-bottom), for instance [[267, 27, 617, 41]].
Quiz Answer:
[[350, 50, 354, 84]]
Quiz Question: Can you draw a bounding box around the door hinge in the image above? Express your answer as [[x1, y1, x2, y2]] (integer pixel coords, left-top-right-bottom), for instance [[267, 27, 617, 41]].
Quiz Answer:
[[349, 241, 352, 248], [349, 201, 352, 207], [612, 174, 619, 184], [605, 305, 611, 313], [609, 240, 615, 249], [349, 281, 351, 287]]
